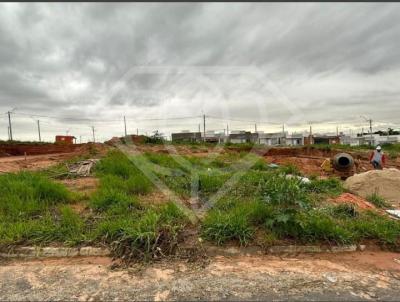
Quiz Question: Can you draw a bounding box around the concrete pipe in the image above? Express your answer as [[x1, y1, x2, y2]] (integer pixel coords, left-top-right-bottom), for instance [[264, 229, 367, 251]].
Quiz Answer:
[[332, 153, 354, 172]]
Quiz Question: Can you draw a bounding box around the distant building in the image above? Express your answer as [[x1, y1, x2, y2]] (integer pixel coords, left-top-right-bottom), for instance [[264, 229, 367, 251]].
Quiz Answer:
[[228, 131, 259, 144], [340, 135, 364, 146], [285, 133, 305, 146], [360, 134, 400, 146], [55, 135, 76, 145], [257, 132, 285, 146], [171, 131, 202, 143], [312, 135, 341, 145]]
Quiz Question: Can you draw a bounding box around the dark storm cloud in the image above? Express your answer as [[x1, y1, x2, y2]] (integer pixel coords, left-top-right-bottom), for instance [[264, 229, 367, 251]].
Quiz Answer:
[[0, 3, 399, 141]]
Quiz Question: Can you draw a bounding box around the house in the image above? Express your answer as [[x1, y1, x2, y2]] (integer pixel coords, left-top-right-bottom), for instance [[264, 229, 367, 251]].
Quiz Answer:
[[361, 134, 400, 146], [228, 131, 258, 144], [257, 132, 286, 146], [204, 131, 226, 143], [340, 135, 365, 146], [285, 132, 305, 146], [171, 131, 202, 142], [312, 135, 341, 145], [55, 135, 76, 145]]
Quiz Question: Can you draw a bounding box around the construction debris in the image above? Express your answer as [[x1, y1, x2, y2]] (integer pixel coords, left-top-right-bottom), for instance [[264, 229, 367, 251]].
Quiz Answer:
[[386, 210, 400, 219], [67, 159, 99, 177], [344, 168, 400, 206]]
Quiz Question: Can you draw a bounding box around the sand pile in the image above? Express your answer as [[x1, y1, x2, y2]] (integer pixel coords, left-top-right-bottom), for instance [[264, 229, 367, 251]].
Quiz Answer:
[[344, 168, 400, 205]]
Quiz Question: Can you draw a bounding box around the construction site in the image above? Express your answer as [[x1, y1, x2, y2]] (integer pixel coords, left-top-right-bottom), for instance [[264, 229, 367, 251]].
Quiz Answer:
[[2, 2, 400, 301], [1, 136, 400, 300]]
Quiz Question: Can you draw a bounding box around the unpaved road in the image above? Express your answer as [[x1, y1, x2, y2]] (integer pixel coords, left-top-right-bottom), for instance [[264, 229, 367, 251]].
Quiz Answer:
[[0, 153, 79, 173], [1, 252, 400, 301]]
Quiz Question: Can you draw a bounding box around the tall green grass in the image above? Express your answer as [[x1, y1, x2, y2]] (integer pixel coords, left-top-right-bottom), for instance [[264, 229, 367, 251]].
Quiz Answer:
[[0, 172, 72, 221]]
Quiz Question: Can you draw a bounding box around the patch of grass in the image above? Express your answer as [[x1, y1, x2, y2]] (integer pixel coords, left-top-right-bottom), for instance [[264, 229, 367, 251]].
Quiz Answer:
[[90, 188, 135, 211], [0, 172, 72, 221], [329, 204, 358, 219], [93, 202, 188, 261], [202, 209, 254, 245], [304, 178, 343, 196], [278, 164, 301, 175], [0, 206, 88, 246], [295, 211, 354, 244], [366, 193, 391, 209], [347, 211, 400, 246], [95, 150, 139, 179]]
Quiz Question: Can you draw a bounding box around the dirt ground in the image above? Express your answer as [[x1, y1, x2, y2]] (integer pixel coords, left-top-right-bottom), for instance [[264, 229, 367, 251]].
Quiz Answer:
[[0, 144, 108, 174], [1, 142, 399, 178], [1, 252, 400, 301]]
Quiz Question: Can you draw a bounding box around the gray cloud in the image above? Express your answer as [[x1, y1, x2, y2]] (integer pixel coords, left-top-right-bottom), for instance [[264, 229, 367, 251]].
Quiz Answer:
[[0, 3, 399, 141]]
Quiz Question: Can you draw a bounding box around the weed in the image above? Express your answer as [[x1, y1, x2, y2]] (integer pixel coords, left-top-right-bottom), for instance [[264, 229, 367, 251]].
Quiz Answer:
[[0, 172, 71, 221], [304, 178, 343, 196], [366, 193, 391, 209], [278, 164, 301, 175], [90, 188, 133, 211], [329, 204, 358, 218], [95, 150, 138, 179], [202, 210, 254, 245], [295, 211, 353, 244]]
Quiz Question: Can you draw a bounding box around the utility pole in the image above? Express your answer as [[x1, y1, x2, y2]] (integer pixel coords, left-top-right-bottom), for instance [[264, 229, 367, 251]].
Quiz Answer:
[[226, 124, 229, 135], [203, 114, 206, 142], [91, 126, 95, 143], [136, 128, 139, 136], [123, 116, 127, 137], [198, 124, 201, 133], [79, 135, 82, 144], [37, 120, 41, 142], [369, 118, 373, 146], [255, 123, 257, 133], [336, 125, 339, 136], [7, 111, 13, 141]]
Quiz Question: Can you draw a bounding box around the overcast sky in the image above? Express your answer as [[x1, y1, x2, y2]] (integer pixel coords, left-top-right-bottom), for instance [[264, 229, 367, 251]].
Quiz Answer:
[[0, 3, 399, 142]]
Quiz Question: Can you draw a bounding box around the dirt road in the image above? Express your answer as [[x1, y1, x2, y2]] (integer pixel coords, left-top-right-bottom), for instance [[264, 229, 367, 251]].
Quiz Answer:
[[1, 252, 400, 301], [0, 153, 79, 173]]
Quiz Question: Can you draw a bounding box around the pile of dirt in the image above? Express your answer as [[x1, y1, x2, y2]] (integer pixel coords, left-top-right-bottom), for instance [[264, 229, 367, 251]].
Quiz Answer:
[[333, 193, 375, 210], [344, 168, 400, 205]]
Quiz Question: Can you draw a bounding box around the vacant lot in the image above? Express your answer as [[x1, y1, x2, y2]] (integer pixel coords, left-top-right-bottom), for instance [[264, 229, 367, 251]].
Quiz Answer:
[[1, 141, 400, 261]]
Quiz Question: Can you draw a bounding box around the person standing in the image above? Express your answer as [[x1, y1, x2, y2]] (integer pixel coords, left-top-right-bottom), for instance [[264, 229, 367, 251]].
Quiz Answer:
[[369, 145, 386, 169]]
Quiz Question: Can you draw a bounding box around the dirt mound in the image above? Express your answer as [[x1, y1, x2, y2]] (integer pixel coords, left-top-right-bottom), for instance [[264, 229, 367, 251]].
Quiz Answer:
[[344, 168, 400, 205], [333, 193, 375, 210]]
